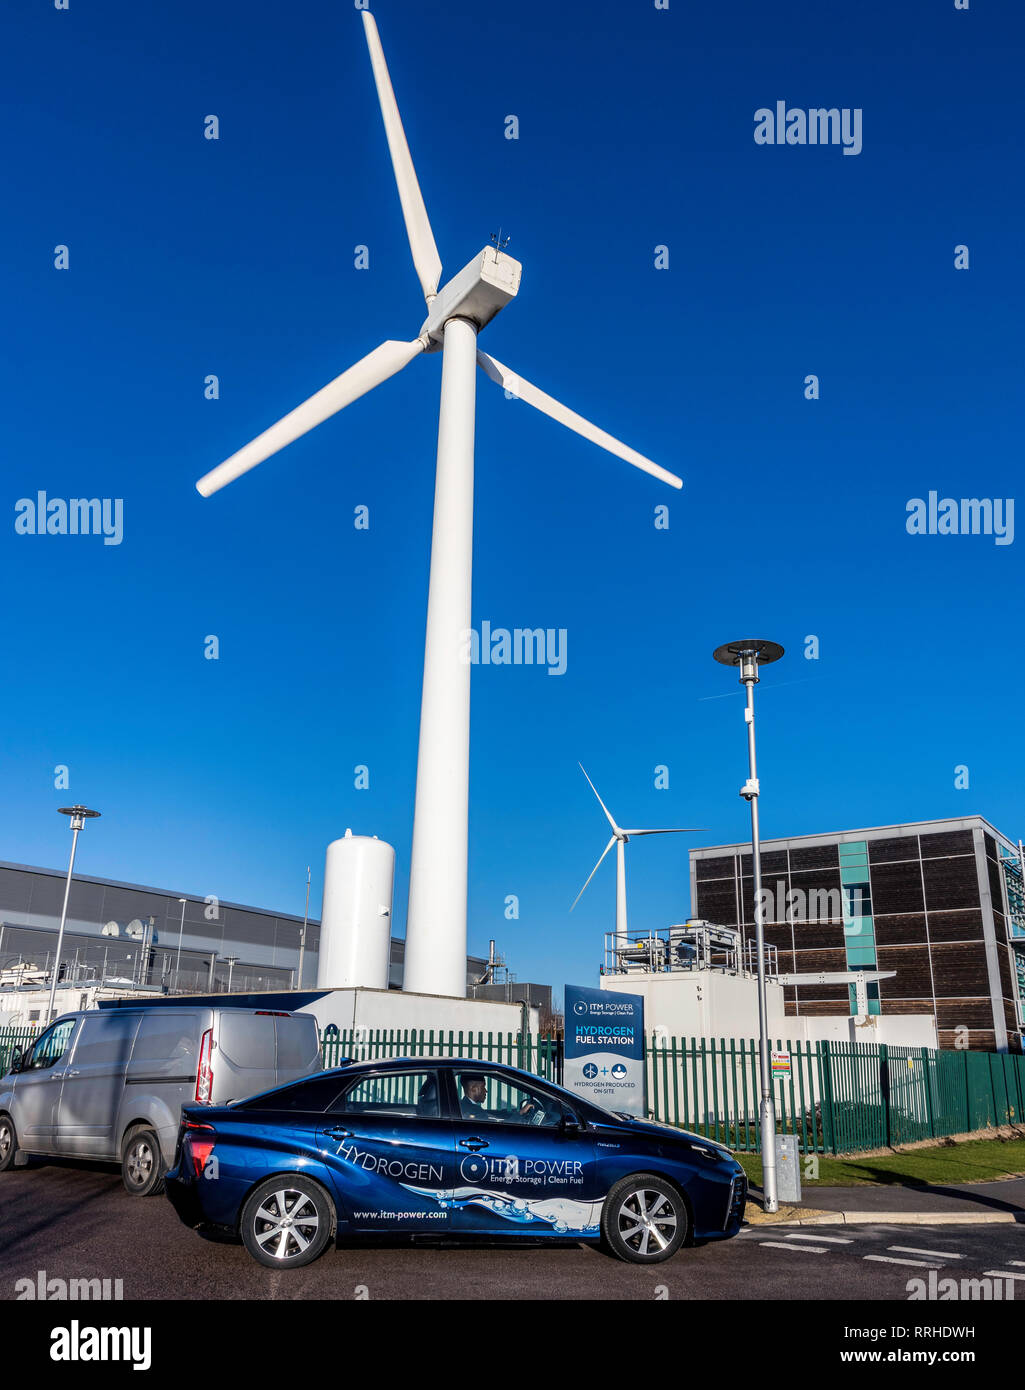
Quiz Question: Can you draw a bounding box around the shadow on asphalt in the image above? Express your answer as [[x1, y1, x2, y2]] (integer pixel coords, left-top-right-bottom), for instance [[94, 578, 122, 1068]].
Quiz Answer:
[[748, 1174, 1025, 1220]]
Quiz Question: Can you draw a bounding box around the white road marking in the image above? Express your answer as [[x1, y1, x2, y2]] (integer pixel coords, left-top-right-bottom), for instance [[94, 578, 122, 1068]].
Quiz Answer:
[[760, 1242, 828, 1254], [784, 1233, 853, 1244], [863, 1255, 945, 1269], [983, 1269, 1025, 1281], [888, 1245, 964, 1260], [1009, 1261, 1025, 1268]]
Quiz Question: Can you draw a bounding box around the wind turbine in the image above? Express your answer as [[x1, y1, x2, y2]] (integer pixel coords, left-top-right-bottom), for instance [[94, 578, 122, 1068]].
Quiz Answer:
[[194, 11, 683, 999], [571, 765, 705, 948]]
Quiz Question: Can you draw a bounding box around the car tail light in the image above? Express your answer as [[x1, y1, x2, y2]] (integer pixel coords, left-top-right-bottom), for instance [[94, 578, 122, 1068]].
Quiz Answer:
[[196, 1028, 214, 1103], [254, 1010, 290, 1016], [185, 1120, 215, 1178]]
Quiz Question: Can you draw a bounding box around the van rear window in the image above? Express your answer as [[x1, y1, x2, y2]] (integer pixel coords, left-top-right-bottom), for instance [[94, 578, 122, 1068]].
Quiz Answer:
[[219, 1013, 275, 1069]]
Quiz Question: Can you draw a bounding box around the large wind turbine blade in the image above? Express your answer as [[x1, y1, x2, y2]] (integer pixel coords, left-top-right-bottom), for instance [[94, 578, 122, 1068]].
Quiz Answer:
[[578, 763, 620, 836], [361, 11, 442, 303], [570, 836, 617, 912], [477, 351, 682, 490], [621, 827, 708, 837], [196, 339, 424, 497]]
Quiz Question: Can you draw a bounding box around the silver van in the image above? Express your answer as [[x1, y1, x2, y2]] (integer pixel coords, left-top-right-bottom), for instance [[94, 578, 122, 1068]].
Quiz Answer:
[[0, 1006, 322, 1195]]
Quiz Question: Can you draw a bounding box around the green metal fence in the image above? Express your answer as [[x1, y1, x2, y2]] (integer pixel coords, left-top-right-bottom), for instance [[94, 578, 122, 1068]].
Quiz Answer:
[[644, 1036, 1025, 1154], [0, 1019, 1021, 1157], [319, 1028, 562, 1084], [0, 1026, 38, 1077]]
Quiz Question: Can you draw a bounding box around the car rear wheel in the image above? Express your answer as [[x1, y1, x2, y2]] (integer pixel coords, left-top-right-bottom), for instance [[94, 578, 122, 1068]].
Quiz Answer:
[[601, 1173, 688, 1264], [121, 1126, 165, 1196], [240, 1176, 334, 1269], [0, 1114, 17, 1172]]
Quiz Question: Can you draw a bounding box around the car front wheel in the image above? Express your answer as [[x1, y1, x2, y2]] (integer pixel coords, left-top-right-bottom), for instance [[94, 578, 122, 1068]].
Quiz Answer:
[[601, 1173, 688, 1263], [240, 1176, 334, 1269], [0, 1114, 17, 1172]]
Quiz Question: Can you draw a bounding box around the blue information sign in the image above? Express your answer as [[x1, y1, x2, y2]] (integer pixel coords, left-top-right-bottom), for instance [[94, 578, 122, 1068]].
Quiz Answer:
[[563, 984, 646, 1118]]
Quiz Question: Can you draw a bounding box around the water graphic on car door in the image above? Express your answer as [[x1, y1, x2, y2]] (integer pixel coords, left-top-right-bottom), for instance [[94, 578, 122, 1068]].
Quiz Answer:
[[316, 1068, 457, 1231], [406, 1068, 602, 1235]]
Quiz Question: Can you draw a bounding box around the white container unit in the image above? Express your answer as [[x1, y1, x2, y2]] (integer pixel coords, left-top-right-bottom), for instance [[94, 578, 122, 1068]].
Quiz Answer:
[[316, 831, 396, 990]]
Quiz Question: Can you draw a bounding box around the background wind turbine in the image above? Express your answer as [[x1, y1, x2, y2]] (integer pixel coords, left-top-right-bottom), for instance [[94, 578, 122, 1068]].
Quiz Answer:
[[571, 765, 705, 948], [194, 12, 683, 998]]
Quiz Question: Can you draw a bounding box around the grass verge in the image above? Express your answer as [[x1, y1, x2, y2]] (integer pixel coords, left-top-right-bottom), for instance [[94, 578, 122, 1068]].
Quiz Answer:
[[735, 1136, 1025, 1188]]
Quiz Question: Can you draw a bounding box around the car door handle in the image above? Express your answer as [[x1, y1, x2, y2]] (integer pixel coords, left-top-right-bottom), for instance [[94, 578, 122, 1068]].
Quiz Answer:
[[321, 1124, 352, 1139], [65, 1070, 80, 1078], [458, 1137, 489, 1152]]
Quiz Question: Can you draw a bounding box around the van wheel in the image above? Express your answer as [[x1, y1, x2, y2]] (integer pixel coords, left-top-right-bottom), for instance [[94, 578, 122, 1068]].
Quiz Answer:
[[121, 1127, 164, 1196], [240, 1176, 334, 1269], [0, 1114, 17, 1172], [601, 1173, 688, 1264]]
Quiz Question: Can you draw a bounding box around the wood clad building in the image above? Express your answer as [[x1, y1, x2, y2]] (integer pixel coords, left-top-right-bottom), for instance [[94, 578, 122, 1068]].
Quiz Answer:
[[690, 817, 1025, 1053]]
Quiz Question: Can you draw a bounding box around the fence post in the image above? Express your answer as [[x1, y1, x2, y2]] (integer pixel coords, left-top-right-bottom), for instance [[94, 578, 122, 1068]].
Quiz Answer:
[[819, 1040, 837, 1155], [879, 1043, 891, 1148], [922, 1047, 936, 1138]]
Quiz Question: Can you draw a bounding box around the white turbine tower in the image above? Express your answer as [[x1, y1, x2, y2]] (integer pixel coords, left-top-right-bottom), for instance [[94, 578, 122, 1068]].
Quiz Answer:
[[195, 12, 683, 999], [571, 765, 704, 948]]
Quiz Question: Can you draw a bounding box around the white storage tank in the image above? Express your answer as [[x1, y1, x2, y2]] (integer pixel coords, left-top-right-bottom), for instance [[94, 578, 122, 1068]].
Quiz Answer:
[[317, 830, 396, 990]]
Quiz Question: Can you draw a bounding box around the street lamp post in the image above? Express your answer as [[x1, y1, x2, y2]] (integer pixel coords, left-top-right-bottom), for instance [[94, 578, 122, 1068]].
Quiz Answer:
[[225, 956, 239, 993], [174, 898, 187, 993], [713, 639, 784, 1214], [47, 805, 101, 1024], [297, 866, 311, 991]]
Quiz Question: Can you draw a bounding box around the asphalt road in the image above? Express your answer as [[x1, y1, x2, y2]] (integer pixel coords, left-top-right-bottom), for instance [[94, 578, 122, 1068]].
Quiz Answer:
[[3, 1158, 1025, 1301]]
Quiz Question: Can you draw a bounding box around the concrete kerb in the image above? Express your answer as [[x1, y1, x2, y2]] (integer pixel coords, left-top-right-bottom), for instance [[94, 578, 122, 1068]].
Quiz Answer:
[[744, 1210, 1021, 1229]]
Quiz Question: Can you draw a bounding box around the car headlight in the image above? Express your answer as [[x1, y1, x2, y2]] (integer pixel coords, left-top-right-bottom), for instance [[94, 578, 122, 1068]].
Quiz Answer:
[[689, 1142, 728, 1162]]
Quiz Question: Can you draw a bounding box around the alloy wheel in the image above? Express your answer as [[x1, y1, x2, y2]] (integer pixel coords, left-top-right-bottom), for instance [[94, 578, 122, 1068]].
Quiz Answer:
[[125, 1137, 154, 1188], [252, 1188, 321, 1261], [616, 1187, 679, 1256]]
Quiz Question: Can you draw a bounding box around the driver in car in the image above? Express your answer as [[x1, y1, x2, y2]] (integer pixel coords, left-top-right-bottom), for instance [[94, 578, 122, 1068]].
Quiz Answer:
[[459, 1073, 540, 1123]]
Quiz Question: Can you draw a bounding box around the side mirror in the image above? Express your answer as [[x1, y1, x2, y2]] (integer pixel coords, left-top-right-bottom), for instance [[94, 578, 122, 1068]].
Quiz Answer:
[[560, 1112, 584, 1135], [8, 1048, 23, 1075]]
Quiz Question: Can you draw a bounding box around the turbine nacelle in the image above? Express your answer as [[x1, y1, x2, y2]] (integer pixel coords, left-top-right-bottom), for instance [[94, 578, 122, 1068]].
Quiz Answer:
[[418, 246, 522, 351]]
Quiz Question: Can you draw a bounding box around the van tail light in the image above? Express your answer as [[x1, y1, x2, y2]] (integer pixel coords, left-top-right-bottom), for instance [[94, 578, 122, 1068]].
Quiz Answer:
[[196, 1028, 214, 1103], [185, 1120, 215, 1178]]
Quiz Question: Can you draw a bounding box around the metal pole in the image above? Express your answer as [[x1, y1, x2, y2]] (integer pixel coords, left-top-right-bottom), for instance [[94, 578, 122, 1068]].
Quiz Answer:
[[742, 674, 778, 1213], [297, 868, 310, 990], [175, 898, 187, 988], [46, 820, 82, 1024]]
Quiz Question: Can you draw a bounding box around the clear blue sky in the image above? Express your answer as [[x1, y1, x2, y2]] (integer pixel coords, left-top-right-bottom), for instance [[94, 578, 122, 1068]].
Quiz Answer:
[[3, 0, 1023, 1001]]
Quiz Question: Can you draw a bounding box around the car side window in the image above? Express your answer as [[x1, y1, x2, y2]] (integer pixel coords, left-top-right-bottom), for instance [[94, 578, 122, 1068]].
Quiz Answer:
[[26, 1019, 76, 1071], [454, 1069, 567, 1128], [330, 1071, 440, 1119], [237, 1076, 349, 1112]]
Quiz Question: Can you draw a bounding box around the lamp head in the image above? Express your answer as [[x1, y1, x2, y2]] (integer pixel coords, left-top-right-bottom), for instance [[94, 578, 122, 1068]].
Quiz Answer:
[[58, 805, 101, 831], [712, 639, 784, 685]]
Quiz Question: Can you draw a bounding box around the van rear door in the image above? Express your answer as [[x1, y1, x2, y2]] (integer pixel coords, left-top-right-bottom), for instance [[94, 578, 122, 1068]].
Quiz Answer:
[[210, 1010, 321, 1104], [274, 1012, 322, 1081]]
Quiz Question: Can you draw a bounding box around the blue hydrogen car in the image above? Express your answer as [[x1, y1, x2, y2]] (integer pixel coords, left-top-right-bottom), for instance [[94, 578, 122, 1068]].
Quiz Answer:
[[164, 1057, 746, 1268]]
